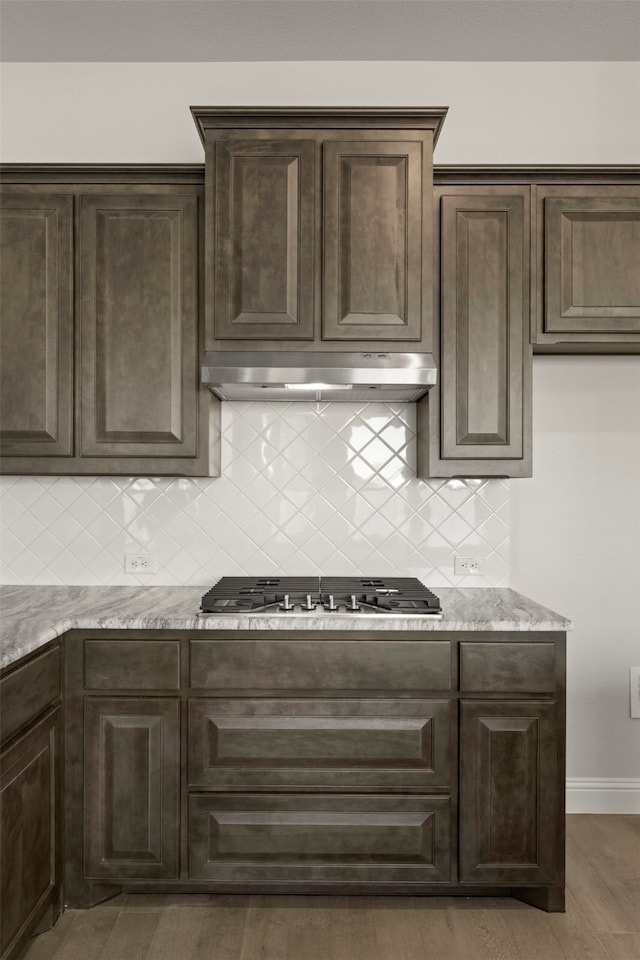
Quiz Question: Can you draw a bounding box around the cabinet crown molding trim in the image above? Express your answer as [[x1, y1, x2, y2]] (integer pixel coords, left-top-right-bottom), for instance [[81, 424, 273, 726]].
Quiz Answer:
[[3, 164, 639, 186], [190, 105, 449, 144]]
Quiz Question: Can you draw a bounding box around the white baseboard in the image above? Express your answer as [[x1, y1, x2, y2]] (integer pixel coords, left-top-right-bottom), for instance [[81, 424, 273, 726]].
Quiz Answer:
[[566, 778, 640, 814]]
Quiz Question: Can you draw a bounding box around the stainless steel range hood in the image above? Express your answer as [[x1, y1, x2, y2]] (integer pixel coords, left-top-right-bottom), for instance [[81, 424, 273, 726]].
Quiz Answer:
[[201, 351, 437, 402]]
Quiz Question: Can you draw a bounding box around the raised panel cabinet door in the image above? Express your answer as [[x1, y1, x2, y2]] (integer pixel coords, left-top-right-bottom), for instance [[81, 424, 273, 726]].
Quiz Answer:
[[0, 191, 73, 458], [459, 700, 559, 884], [189, 793, 451, 884], [543, 190, 640, 341], [323, 137, 429, 342], [84, 698, 179, 879], [439, 190, 530, 462], [213, 138, 315, 340], [79, 192, 200, 458], [0, 708, 60, 960]]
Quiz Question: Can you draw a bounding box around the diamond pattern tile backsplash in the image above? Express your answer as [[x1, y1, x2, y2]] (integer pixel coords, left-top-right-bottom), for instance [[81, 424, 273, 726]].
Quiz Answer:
[[0, 402, 509, 587]]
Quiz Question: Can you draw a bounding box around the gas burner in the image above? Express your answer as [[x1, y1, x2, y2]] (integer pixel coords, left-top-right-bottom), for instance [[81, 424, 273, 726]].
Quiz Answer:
[[200, 576, 442, 618]]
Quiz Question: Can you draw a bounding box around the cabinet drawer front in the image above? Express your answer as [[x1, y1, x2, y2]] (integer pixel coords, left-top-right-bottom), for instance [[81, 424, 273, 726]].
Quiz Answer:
[[190, 640, 451, 695], [460, 642, 556, 693], [83, 640, 180, 691], [189, 794, 450, 883], [1, 645, 61, 745], [189, 699, 451, 791]]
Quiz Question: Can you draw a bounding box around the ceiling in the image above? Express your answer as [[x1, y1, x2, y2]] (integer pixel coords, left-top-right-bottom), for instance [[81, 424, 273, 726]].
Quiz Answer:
[[1, 0, 639, 62]]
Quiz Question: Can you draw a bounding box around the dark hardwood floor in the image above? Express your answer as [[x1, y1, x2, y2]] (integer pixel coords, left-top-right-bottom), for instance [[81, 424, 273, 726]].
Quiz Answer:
[[23, 815, 640, 960]]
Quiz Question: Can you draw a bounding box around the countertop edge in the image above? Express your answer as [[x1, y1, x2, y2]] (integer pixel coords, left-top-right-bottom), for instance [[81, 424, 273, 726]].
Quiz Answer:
[[1, 593, 573, 672]]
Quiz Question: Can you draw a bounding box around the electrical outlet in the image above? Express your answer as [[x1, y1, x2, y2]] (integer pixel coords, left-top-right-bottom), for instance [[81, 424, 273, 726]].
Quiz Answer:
[[630, 667, 640, 719], [454, 556, 484, 576], [124, 554, 156, 574]]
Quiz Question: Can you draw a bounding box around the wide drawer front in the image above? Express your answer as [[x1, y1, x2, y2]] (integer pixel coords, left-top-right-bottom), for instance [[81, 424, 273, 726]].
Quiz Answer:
[[188, 794, 451, 883], [84, 640, 181, 691], [189, 639, 451, 695], [188, 699, 451, 791], [459, 642, 556, 693]]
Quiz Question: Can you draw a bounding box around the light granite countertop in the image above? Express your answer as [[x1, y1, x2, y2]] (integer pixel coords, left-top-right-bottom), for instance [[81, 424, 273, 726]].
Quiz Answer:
[[0, 585, 572, 670]]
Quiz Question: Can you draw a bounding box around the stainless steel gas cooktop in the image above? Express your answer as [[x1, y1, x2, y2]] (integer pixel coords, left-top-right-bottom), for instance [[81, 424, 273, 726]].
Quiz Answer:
[[200, 576, 442, 617]]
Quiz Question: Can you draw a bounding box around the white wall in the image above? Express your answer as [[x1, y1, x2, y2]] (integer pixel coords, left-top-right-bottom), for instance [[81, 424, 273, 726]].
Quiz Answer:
[[511, 359, 640, 809], [1, 60, 639, 808], [1, 62, 639, 163]]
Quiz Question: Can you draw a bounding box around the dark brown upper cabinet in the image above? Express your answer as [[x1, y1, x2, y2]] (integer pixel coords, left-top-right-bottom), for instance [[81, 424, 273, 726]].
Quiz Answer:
[[533, 184, 640, 352], [418, 185, 532, 478], [191, 107, 447, 353], [0, 176, 215, 477], [0, 192, 74, 459]]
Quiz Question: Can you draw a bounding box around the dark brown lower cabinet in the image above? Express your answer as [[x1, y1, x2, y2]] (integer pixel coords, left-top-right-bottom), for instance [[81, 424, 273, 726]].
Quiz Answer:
[[61, 629, 565, 916], [459, 700, 559, 884], [0, 708, 61, 960], [83, 698, 180, 880]]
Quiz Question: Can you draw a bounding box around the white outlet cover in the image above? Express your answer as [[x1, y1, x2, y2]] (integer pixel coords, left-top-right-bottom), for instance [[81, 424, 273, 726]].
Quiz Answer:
[[124, 554, 156, 574], [454, 556, 483, 576]]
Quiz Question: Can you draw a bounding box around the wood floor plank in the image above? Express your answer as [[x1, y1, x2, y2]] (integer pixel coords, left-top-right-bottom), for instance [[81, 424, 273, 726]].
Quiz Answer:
[[98, 911, 162, 960], [545, 889, 614, 960], [597, 934, 640, 960], [49, 903, 123, 960], [565, 833, 639, 934], [407, 897, 462, 960], [324, 899, 379, 960], [570, 815, 640, 881], [143, 905, 209, 960], [448, 906, 521, 960], [22, 909, 81, 960], [192, 895, 249, 960], [237, 895, 290, 960], [370, 896, 431, 960], [281, 896, 335, 960], [491, 907, 565, 960]]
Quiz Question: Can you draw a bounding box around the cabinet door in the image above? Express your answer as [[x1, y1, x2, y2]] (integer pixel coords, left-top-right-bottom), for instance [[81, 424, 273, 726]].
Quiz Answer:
[[535, 185, 640, 349], [211, 137, 315, 341], [84, 698, 179, 879], [0, 191, 73, 458], [459, 700, 559, 884], [323, 136, 429, 343], [79, 191, 200, 459], [1, 708, 60, 960], [418, 187, 532, 478]]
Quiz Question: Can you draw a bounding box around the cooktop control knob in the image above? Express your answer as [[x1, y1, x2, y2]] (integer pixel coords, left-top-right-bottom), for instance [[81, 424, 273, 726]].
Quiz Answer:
[[279, 594, 293, 611], [305, 594, 315, 611], [326, 594, 337, 611], [350, 594, 360, 611]]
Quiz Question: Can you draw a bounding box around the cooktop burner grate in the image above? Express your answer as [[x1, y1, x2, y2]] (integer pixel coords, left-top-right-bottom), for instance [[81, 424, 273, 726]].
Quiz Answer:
[[200, 576, 442, 617]]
